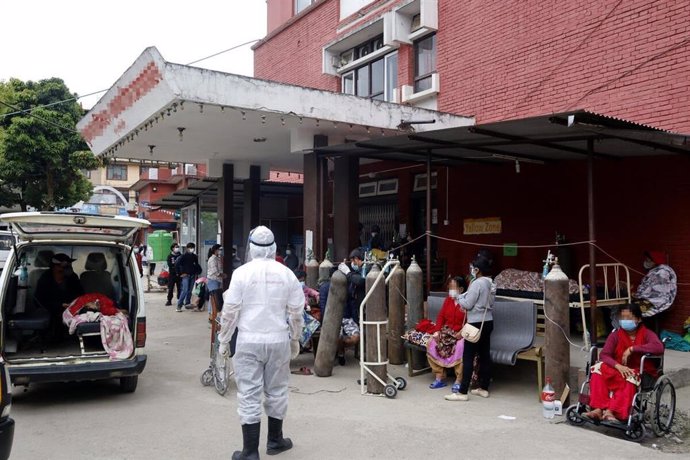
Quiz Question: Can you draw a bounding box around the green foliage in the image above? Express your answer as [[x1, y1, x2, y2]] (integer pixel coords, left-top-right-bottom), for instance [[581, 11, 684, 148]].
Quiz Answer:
[[0, 78, 99, 210]]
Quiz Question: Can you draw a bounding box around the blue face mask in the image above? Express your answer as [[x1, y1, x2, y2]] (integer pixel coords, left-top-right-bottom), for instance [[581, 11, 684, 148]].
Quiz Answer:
[[620, 319, 638, 331], [352, 263, 361, 272]]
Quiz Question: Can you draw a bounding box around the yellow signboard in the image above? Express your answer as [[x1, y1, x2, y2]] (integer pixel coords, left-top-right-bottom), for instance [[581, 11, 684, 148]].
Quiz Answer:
[[463, 217, 502, 235]]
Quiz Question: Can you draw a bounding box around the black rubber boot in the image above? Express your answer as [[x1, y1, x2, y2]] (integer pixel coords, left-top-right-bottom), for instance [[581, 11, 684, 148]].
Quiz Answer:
[[232, 423, 260, 460], [266, 417, 293, 455]]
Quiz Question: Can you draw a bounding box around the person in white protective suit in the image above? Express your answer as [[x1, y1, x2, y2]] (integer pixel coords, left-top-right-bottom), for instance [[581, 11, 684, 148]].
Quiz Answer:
[[218, 226, 304, 460]]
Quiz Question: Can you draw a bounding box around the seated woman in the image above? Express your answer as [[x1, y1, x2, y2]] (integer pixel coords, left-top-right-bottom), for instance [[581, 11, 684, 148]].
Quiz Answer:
[[427, 276, 468, 391], [584, 303, 664, 422]]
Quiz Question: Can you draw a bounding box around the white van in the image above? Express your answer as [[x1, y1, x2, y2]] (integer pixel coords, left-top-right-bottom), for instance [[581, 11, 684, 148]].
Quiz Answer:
[[0, 212, 150, 392]]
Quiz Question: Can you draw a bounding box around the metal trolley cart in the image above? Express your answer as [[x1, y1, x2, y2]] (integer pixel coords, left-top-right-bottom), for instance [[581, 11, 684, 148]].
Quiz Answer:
[[200, 296, 235, 396], [359, 258, 407, 398]]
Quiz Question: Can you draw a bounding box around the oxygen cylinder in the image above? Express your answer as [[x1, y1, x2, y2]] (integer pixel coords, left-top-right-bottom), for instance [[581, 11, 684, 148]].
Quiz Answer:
[[306, 254, 320, 289], [318, 258, 333, 284], [406, 256, 425, 370], [365, 264, 387, 395], [314, 271, 348, 377], [387, 264, 405, 365]]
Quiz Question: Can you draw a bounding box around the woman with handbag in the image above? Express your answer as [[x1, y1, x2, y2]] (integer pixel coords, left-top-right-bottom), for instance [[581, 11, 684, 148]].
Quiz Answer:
[[445, 255, 495, 402]]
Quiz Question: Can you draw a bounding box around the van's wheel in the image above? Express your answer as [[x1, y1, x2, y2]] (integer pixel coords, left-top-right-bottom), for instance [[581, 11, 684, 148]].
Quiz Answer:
[[120, 376, 139, 393]]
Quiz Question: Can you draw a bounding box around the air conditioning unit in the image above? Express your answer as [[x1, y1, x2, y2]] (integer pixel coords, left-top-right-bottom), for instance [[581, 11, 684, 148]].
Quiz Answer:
[[184, 164, 197, 176], [340, 50, 355, 67]]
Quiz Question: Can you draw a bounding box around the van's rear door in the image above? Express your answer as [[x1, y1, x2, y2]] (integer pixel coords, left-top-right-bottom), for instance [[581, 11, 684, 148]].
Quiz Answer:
[[0, 212, 150, 244]]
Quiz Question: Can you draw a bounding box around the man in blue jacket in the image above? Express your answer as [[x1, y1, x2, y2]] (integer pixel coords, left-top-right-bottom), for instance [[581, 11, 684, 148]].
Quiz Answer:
[[174, 242, 201, 312]]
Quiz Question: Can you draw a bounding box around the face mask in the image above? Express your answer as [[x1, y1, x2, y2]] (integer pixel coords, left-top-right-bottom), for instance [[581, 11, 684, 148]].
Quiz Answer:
[[188, 248, 194, 253], [286, 250, 292, 255], [470, 267, 479, 278], [620, 319, 638, 331], [173, 247, 180, 254], [352, 263, 361, 272], [134, 248, 140, 253], [448, 289, 458, 298], [300, 281, 306, 288], [643, 260, 654, 270], [371, 232, 377, 237]]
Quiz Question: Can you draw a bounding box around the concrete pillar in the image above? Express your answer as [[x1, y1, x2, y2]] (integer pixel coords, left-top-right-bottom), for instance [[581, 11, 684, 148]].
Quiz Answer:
[[218, 163, 234, 288], [544, 262, 570, 404], [304, 135, 327, 259], [333, 156, 358, 262], [243, 165, 261, 240]]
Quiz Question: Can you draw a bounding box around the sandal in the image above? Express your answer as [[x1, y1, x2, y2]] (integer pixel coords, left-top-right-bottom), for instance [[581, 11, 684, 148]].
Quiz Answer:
[[429, 379, 447, 389], [583, 408, 603, 421], [602, 410, 618, 422], [291, 367, 313, 376]]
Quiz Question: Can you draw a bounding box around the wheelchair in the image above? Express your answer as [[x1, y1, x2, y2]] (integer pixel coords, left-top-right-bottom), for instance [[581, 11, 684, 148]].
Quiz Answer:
[[566, 345, 676, 441]]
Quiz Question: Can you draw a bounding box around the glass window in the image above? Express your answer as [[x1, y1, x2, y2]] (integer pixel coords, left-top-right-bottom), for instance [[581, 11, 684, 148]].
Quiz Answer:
[[295, 0, 313, 14], [356, 66, 370, 98], [106, 165, 127, 181], [384, 52, 398, 102], [370, 58, 385, 100], [342, 72, 355, 95], [414, 33, 437, 92]]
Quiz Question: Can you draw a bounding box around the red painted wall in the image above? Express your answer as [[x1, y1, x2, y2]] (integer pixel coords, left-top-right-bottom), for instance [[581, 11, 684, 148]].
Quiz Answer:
[[267, 0, 295, 33], [258, 0, 690, 132]]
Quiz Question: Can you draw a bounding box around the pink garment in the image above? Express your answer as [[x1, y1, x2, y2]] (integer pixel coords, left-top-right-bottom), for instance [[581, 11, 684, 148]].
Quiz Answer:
[[100, 313, 134, 360], [63, 309, 102, 335], [426, 337, 464, 368], [62, 309, 133, 360]]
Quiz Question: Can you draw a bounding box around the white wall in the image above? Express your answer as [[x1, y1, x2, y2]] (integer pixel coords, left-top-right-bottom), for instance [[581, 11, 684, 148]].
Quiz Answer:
[[340, 0, 374, 19]]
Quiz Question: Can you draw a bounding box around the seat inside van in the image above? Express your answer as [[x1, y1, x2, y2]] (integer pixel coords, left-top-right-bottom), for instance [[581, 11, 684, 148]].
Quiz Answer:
[[80, 252, 115, 299]]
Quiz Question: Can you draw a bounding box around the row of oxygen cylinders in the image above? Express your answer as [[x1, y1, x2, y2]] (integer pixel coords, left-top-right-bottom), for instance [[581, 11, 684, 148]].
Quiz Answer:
[[305, 256, 425, 381]]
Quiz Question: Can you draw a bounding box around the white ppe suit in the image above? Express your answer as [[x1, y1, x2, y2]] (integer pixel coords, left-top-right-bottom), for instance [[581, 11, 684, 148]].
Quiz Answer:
[[219, 226, 304, 425]]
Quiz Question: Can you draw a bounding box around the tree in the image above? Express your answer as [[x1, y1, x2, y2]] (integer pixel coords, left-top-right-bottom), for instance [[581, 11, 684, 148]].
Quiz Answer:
[[0, 78, 99, 211]]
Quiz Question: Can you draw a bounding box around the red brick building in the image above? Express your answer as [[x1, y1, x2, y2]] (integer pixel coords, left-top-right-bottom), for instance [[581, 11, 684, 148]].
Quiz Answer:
[[254, 0, 690, 331]]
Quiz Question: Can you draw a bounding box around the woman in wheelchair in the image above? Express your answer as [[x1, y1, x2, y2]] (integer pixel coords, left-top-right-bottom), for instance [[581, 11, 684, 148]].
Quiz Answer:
[[584, 303, 664, 422]]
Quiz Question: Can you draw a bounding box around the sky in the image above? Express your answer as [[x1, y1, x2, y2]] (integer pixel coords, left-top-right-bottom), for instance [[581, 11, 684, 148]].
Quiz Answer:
[[0, 0, 267, 109]]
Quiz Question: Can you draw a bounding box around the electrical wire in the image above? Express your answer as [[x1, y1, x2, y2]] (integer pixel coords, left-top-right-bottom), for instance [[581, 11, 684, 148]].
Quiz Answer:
[[0, 38, 262, 119], [185, 39, 261, 66], [0, 88, 109, 119], [0, 100, 79, 134], [289, 386, 347, 395], [429, 232, 595, 249]]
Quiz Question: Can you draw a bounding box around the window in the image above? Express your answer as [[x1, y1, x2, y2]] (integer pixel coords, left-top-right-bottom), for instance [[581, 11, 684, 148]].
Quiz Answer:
[[81, 169, 91, 179], [295, 0, 314, 14], [414, 33, 437, 92], [340, 36, 397, 102], [106, 165, 127, 181]]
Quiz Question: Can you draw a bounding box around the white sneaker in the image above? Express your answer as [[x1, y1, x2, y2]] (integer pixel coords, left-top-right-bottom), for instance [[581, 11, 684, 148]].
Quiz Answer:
[[444, 393, 469, 401], [470, 388, 490, 398]]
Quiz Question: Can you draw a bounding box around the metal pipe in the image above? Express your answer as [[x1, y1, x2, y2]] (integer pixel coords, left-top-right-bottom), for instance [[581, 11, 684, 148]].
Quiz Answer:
[[587, 139, 598, 345], [426, 151, 432, 294]]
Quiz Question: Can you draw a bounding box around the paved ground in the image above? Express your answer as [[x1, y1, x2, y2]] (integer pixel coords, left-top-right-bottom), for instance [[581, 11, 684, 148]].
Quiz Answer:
[[9, 290, 690, 459]]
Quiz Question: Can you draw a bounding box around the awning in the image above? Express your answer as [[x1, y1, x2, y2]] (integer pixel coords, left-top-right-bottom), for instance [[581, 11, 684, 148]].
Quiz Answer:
[[151, 178, 302, 209], [316, 110, 690, 163], [76, 47, 473, 175]]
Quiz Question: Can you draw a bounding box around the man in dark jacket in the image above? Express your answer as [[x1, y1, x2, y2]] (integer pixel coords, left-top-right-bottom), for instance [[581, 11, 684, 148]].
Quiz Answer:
[[335, 248, 366, 365], [174, 242, 201, 312], [165, 243, 182, 306]]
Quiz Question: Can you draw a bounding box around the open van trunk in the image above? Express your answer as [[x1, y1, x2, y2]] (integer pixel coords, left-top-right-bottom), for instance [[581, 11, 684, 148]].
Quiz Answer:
[[1, 243, 140, 362]]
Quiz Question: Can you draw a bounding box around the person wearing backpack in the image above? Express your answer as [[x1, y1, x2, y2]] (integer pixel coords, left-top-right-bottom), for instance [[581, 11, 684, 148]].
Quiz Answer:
[[174, 242, 201, 312]]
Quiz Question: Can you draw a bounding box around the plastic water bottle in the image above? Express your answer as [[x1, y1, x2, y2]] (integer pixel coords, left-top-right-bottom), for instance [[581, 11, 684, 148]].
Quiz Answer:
[[542, 377, 556, 419], [14, 262, 29, 314]]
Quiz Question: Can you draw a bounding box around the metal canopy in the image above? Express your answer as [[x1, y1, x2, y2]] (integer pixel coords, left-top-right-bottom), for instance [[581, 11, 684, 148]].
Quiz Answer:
[[316, 110, 690, 163], [151, 178, 302, 209]]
